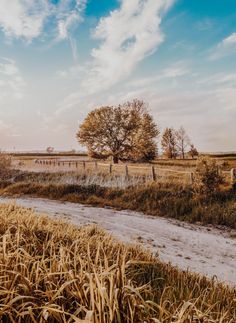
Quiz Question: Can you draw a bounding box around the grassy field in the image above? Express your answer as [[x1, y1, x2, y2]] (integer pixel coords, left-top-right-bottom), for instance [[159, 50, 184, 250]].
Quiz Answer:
[[0, 203, 235, 322], [11, 154, 235, 187], [1, 170, 236, 229]]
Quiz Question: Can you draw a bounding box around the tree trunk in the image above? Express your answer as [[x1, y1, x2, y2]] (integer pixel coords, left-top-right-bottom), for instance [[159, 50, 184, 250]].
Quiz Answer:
[[113, 155, 119, 164]]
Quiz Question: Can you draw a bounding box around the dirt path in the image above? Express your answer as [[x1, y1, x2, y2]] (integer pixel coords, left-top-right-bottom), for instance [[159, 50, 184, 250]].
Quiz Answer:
[[0, 196, 236, 286]]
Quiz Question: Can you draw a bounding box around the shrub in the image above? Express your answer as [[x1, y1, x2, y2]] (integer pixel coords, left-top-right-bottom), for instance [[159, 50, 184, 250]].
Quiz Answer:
[[232, 182, 236, 191], [193, 156, 224, 195], [0, 153, 12, 180]]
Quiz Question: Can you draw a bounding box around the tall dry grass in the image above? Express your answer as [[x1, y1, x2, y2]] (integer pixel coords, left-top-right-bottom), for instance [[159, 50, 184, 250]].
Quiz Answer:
[[2, 178, 236, 229], [0, 203, 236, 322]]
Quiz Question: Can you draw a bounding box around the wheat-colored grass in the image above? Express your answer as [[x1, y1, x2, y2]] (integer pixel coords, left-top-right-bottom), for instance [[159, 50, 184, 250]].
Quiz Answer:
[[0, 203, 235, 322]]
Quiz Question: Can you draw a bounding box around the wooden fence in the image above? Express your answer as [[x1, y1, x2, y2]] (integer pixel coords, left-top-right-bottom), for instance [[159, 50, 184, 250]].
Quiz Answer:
[[29, 159, 236, 186]]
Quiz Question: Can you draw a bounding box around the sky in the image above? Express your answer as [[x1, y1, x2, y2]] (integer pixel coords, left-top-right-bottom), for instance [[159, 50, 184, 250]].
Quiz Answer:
[[0, 0, 236, 152]]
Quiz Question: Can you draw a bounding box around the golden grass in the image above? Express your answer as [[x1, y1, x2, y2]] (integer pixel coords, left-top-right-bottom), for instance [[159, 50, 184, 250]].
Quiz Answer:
[[2, 179, 236, 229], [0, 203, 236, 322]]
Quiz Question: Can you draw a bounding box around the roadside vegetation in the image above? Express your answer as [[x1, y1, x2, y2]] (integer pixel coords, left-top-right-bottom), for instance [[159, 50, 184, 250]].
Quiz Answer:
[[0, 203, 235, 322], [1, 151, 236, 229], [1, 177, 236, 230]]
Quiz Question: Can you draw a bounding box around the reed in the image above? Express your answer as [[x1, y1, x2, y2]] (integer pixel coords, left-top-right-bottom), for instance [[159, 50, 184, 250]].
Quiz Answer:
[[0, 203, 235, 322]]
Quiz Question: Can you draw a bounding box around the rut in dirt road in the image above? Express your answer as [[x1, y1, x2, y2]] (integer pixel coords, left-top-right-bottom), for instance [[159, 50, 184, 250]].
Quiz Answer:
[[0, 196, 236, 286]]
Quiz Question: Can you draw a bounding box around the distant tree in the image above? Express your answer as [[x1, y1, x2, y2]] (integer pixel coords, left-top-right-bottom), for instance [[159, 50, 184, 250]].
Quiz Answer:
[[77, 99, 159, 163], [46, 147, 54, 154], [161, 127, 177, 159], [189, 144, 199, 159], [175, 126, 191, 159]]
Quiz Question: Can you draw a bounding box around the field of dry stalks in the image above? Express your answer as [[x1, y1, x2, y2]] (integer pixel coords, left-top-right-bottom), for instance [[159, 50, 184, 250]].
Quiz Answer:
[[0, 203, 236, 322]]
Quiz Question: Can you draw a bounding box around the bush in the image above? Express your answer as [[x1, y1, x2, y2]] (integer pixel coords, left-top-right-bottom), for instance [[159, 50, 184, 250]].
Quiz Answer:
[[0, 153, 12, 180], [193, 156, 224, 195], [232, 182, 236, 191]]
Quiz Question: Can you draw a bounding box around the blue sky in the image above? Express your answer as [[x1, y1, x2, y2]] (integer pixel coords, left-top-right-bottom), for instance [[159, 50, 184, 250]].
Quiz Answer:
[[0, 0, 236, 152]]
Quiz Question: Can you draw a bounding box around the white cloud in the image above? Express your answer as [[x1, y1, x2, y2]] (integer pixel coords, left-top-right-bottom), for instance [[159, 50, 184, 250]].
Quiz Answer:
[[222, 33, 236, 46], [0, 0, 86, 41], [127, 61, 190, 88], [0, 57, 26, 100], [82, 0, 175, 94], [57, 0, 86, 40], [0, 0, 48, 40], [210, 32, 236, 60], [197, 72, 236, 87], [161, 62, 189, 78]]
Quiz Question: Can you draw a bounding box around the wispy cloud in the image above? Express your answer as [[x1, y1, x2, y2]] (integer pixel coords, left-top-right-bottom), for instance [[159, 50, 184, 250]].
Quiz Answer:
[[0, 57, 26, 100], [127, 61, 190, 88], [222, 33, 236, 46], [0, 0, 87, 44], [54, 0, 176, 114], [209, 32, 236, 60], [81, 0, 176, 94], [0, 0, 48, 40]]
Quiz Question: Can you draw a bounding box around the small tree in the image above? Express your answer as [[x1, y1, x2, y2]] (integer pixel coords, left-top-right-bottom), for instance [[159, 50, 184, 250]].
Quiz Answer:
[[175, 126, 190, 159], [46, 147, 54, 154], [189, 144, 199, 159], [161, 127, 177, 159], [77, 99, 159, 163], [193, 156, 223, 195]]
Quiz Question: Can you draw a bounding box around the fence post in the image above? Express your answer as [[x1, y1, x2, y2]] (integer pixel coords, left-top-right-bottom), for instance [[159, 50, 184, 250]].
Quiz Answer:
[[125, 164, 129, 178], [189, 172, 194, 185], [231, 168, 236, 185], [83, 161, 86, 170], [94, 161, 98, 171], [76, 162, 78, 168], [151, 166, 156, 181], [109, 164, 113, 174]]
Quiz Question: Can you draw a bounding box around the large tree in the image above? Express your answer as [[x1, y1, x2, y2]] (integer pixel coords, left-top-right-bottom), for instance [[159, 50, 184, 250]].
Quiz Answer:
[[175, 126, 191, 159], [77, 99, 159, 163], [161, 127, 177, 159]]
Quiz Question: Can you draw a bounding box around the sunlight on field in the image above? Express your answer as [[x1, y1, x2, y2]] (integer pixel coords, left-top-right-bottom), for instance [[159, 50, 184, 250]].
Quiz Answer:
[[11, 154, 235, 188], [0, 203, 235, 322]]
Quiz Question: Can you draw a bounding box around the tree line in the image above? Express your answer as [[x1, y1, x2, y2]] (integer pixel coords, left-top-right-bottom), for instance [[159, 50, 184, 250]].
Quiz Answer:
[[161, 127, 198, 160], [77, 99, 198, 164]]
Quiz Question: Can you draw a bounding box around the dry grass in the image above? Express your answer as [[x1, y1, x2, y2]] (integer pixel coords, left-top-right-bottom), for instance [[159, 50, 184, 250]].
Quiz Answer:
[[0, 203, 236, 322], [0, 153, 12, 180], [12, 171, 151, 189], [2, 177, 236, 229]]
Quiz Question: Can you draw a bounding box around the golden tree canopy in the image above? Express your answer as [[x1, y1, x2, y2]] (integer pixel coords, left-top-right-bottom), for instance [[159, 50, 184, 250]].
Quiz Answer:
[[77, 99, 159, 163]]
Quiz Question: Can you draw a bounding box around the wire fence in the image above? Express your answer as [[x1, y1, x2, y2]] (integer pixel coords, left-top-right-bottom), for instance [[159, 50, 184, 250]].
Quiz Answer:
[[14, 158, 236, 186]]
